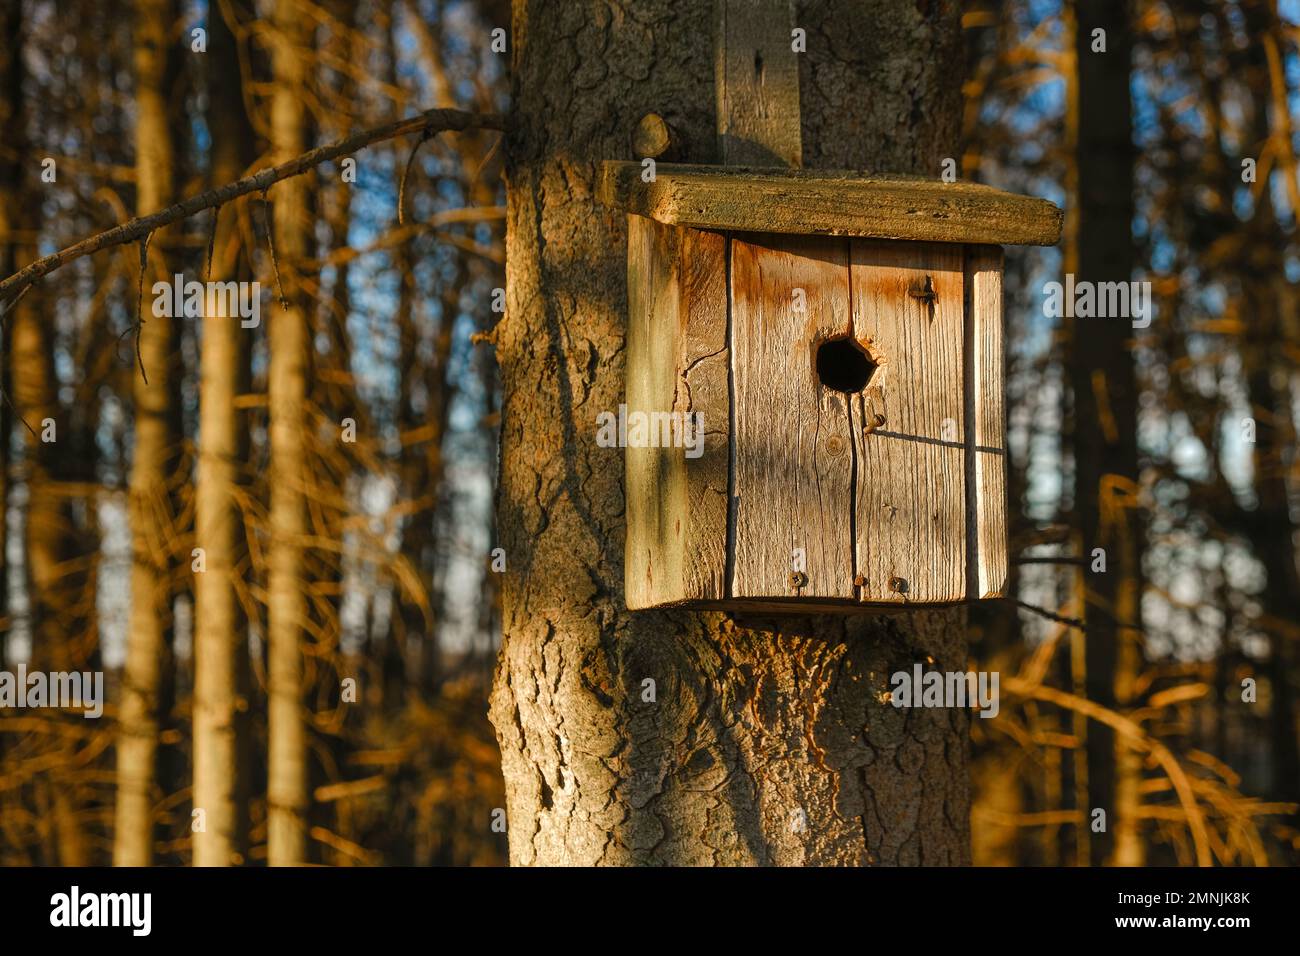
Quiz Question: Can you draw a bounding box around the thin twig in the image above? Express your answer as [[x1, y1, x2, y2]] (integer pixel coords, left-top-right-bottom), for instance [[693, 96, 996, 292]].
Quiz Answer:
[[122, 231, 153, 384], [0, 281, 31, 323], [261, 189, 289, 313], [1011, 598, 1087, 630], [467, 132, 505, 194], [205, 204, 220, 283], [397, 128, 433, 226], [0, 283, 38, 439]]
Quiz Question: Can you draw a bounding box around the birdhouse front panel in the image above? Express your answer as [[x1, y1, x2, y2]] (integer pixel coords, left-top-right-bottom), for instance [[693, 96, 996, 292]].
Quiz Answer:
[[848, 240, 969, 604], [601, 162, 1061, 612], [730, 234, 856, 602]]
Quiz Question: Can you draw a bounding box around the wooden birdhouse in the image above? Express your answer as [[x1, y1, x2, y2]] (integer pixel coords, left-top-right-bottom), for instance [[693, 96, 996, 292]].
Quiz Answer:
[[598, 162, 1063, 612]]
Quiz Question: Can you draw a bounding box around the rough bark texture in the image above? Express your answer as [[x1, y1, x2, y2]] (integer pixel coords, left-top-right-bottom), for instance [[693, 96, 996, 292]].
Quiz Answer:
[[490, 0, 971, 866], [192, 2, 253, 867], [115, 0, 183, 867], [267, 0, 311, 866]]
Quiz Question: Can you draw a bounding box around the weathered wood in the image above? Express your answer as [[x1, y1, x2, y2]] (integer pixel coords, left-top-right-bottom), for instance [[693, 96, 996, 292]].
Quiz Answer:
[[679, 226, 731, 600], [730, 234, 855, 599], [714, 0, 802, 167], [624, 215, 729, 608], [968, 245, 1007, 599], [597, 161, 1064, 246], [850, 240, 967, 604]]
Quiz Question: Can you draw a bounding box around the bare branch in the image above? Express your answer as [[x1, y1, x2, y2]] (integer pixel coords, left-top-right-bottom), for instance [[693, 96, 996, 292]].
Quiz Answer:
[[0, 107, 507, 301]]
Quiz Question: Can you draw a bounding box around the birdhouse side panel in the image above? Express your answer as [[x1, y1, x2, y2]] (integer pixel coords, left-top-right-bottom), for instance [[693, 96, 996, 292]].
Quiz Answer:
[[968, 245, 1008, 599], [850, 240, 967, 603], [729, 234, 856, 601], [624, 216, 729, 608]]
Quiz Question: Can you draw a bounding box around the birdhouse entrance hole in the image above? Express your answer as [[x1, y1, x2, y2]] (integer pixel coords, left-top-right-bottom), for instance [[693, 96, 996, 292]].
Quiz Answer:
[[815, 337, 875, 394]]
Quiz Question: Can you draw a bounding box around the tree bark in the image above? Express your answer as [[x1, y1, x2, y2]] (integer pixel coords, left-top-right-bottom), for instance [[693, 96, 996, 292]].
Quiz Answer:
[[192, 0, 254, 867], [267, 0, 312, 866], [489, 0, 970, 866], [115, 0, 184, 868]]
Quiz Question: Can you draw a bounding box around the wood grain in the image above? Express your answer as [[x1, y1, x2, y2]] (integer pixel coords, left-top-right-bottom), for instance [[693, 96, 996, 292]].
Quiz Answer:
[[679, 226, 731, 600], [850, 240, 967, 604], [714, 0, 802, 167], [967, 245, 1007, 598], [730, 234, 856, 600], [597, 161, 1063, 246], [624, 215, 729, 608]]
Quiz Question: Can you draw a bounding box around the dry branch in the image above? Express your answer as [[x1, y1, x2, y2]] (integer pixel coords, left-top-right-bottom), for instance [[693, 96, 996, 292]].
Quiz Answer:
[[0, 107, 506, 303]]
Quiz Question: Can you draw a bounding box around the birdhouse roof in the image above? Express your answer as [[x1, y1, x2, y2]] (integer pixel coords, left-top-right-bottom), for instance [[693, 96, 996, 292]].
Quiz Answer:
[[598, 161, 1062, 246]]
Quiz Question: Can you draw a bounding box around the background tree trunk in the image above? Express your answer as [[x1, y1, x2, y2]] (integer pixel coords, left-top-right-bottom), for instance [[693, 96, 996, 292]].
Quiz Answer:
[[115, 0, 183, 868], [1237, 0, 1300, 816], [0, 0, 18, 680], [5, 5, 88, 866], [267, 0, 312, 866], [193, 0, 254, 867], [489, 0, 971, 866], [1071, 0, 1145, 867]]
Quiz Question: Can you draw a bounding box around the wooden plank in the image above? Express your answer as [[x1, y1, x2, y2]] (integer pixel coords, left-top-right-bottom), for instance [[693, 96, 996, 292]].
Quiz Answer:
[[679, 226, 731, 601], [714, 0, 802, 167], [624, 216, 729, 608], [729, 234, 856, 600], [624, 215, 672, 609], [597, 162, 1064, 246], [850, 240, 967, 604], [968, 245, 1007, 599]]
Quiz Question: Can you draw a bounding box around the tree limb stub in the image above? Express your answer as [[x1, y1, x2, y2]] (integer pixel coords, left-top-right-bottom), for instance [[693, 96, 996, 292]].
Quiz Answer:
[[0, 107, 507, 302]]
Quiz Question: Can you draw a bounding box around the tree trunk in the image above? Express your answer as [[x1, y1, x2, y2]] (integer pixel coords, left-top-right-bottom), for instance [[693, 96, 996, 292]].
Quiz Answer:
[[0, 0, 18, 675], [1237, 0, 1300, 814], [192, 0, 254, 867], [489, 0, 970, 866], [267, 0, 312, 866], [5, 2, 88, 868], [1070, 0, 1145, 866], [115, 0, 183, 868]]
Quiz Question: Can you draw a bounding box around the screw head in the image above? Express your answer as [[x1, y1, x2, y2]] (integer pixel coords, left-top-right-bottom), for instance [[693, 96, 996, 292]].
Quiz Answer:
[[826, 435, 845, 456], [853, 573, 867, 587], [789, 571, 808, 589], [888, 576, 907, 593]]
